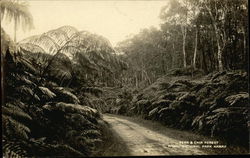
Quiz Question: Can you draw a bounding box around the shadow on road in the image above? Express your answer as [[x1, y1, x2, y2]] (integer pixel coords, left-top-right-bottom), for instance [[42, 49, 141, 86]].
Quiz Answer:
[[93, 119, 132, 156]]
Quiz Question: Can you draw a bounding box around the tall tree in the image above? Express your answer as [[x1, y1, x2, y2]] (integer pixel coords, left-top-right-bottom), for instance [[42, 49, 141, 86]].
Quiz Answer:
[[160, 0, 191, 68], [0, 0, 34, 43]]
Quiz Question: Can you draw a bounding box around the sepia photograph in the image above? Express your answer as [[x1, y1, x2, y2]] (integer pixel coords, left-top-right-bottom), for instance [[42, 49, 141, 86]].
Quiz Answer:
[[1, 0, 249, 157]]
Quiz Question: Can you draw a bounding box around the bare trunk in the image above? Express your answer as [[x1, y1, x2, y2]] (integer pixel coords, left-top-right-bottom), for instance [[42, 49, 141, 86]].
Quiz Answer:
[[143, 70, 152, 85], [0, 20, 4, 106], [193, 28, 198, 69], [14, 18, 17, 43], [215, 27, 223, 71], [217, 42, 223, 71], [182, 26, 187, 68], [243, 31, 247, 71], [172, 42, 175, 68], [1, 49, 5, 106], [205, 3, 223, 71], [135, 73, 138, 88]]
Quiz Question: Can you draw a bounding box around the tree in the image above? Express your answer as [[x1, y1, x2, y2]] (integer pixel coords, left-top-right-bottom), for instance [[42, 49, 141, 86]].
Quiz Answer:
[[160, 0, 191, 68], [19, 26, 127, 87], [0, 0, 34, 43]]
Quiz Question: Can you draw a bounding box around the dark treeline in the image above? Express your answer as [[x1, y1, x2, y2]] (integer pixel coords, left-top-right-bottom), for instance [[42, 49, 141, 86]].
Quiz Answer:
[[116, 0, 248, 88]]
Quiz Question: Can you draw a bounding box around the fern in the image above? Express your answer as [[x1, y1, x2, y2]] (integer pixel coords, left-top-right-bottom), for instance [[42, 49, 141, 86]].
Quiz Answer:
[[15, 74, 35, 86], [65, 130, 78, 140], [2, 115, 30, 139], [3, 103, 32, 122], [17, 57, 39, 74], [16, 85, 33, 96], [52, 87, 80, 104], [38, 86, 56, 99], [19, 25, 127, 80], [81, 87, 103, 96], [81, 129, 101, 138], [3, 140, 27, 158], [50, 144, 86, 157], [11, 100, 28, 110]]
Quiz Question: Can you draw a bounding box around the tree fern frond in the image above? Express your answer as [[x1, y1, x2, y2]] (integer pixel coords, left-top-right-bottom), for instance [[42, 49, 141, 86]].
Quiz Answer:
[[27, 138, 86, 157], [73, 51, 96, 67], [16, 74, 35, 86], [81, 129, 101, 138], [81, 87, 103, 96], [45, 29, 70, 47], [16, 85, 33, 96], [11, 100, 28, 110], [17, 57, 39, 74], [3, 103, 32, 121], [56, 25, 79, 38], [34, 94, 41, 101], [22, 34, 59, 54], [19, 42, 47, 54], [65, 130, 78, 139], [52, 87, 80, 104], [38, 86, 56, 99], [3, 140, 27, 158], [2, 115, 30, 139], [19, 34, 40, 43]]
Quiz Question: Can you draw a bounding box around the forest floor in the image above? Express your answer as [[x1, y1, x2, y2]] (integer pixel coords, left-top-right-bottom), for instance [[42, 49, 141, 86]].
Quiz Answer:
[[97, 114, 247, 156]]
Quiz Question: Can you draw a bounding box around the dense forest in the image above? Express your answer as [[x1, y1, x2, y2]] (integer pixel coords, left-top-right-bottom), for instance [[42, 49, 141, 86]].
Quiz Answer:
[[117, 0, 248, 88], [1, 0, 249, 157]]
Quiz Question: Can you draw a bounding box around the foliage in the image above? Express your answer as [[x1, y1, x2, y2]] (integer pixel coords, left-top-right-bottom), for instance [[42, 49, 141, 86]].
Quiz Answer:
[[19, 26, 128, 87], [116, 0, 248, 89], [0, 0, 33, 29], [0, 0, 34, 42], [121, 70, 248, 147], [2, 28, 110, 157]]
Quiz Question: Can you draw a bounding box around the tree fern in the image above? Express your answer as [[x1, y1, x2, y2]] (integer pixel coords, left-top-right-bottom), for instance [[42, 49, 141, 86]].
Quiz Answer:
[[15, 74, 35, 86], [16, 85, 33, 95], [3, 103, 32, 122], [52, 87, 80, 104], [19, 25, 128, 86], [2, 115, 30, 140], [81, 129, 101, 139], [17, 57, 39, 74], [2, 140, 27, 158]]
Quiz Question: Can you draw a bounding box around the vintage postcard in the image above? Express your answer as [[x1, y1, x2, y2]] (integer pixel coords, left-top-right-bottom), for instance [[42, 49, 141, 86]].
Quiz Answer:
[[1, 0, 249, 157]]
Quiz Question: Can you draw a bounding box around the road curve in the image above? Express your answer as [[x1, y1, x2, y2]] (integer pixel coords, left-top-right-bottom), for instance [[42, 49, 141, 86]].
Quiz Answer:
[[103, 114, 209, 156]]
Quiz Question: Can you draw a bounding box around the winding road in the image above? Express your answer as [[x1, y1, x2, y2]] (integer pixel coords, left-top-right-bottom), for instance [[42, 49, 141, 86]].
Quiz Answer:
[[103, 114, 217, 156]]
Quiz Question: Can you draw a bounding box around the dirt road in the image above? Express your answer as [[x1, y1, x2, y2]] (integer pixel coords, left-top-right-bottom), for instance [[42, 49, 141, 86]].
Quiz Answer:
[[102, 114, 217, 156]]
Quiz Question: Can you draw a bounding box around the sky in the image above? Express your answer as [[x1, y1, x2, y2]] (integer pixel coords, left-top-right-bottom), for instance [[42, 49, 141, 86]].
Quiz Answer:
[[1, 0, 168, 47]]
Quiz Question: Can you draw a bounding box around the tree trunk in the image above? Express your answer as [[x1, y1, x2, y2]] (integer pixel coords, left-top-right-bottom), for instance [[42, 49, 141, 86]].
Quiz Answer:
[[193, 28, 198, 69], [204, 3, 223, 71], [14, 17, 17, 43], [135, 72, 138, 88], [181, 26, 187, 68], [1, 49, 5, 106], [216, 32, 223, 71], [202, 47, 208, 74], [143, 70, 152, 85], [172, 42, 175, 68], [242, 31, 247, 71]]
